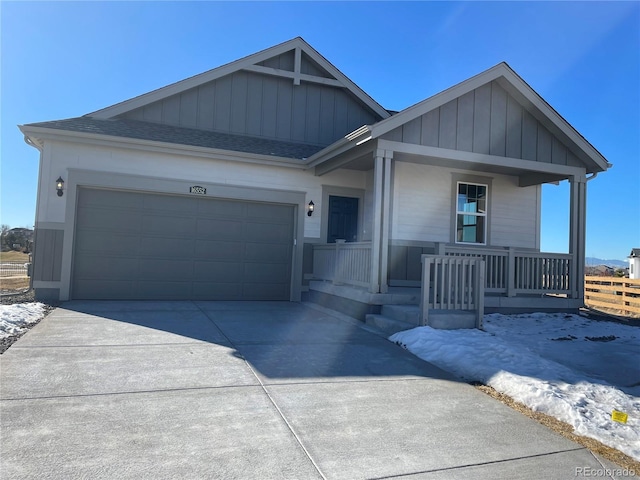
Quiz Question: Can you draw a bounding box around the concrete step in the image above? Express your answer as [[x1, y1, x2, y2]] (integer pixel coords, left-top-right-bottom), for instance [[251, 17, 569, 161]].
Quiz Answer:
[[367, 306, 477, 333], [426, 310, 477, 329], [365, 314, 417, 336], [381, 304, 420, 324]]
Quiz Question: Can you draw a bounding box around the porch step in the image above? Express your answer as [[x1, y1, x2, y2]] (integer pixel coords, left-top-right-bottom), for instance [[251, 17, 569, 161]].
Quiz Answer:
[[365, 314, 416, 336], [381, 304, 420, 324], [426, 310, 477, 329], [367, 305, 478, 333], [365, 304, 422, 336]]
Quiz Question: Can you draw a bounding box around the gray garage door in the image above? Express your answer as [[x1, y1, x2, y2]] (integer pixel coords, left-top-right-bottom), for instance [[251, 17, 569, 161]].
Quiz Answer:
[[72, 188, 294, 300]]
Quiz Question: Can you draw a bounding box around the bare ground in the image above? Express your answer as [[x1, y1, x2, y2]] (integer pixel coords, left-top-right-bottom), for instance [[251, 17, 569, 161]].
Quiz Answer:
[[1, 277, 30, 293]]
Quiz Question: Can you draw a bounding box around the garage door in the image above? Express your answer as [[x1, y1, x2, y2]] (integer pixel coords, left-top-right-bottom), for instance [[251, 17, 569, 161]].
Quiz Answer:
[[72, 188, 294, 300]]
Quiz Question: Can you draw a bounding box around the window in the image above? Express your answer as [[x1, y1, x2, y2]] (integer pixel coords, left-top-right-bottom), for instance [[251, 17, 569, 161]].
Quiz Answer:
[[456, 182, 487, 244]]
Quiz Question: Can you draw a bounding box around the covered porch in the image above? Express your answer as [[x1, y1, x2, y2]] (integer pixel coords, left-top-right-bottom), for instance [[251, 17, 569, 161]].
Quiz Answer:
[[307, 242, 579, 312], [304, 136, 589, 326], [302, 65, 609, 327]]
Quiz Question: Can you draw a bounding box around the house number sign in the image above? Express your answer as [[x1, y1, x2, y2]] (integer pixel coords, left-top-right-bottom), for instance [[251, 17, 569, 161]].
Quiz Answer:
[[189, 186, 207, 195]]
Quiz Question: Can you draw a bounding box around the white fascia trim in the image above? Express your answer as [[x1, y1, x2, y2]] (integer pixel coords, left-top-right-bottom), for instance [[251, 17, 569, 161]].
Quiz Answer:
[[378, 139, 587, 177], [19, 126, 308, 170]]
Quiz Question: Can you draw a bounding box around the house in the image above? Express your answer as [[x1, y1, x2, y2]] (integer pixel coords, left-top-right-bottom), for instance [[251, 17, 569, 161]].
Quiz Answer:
[[629, 249, 640, 279], [19, 37, 610, 322]]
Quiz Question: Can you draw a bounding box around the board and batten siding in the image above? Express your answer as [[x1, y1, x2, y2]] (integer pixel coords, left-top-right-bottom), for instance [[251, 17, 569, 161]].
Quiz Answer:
[[32, 228, 64, 282], [382, 81, 583, 167], [392, 162, 539, 249], [119, 70, 379, 147]]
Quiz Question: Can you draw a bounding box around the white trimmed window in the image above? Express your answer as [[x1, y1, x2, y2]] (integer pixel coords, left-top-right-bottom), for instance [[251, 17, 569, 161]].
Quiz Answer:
[[456, 182, 488, 244]]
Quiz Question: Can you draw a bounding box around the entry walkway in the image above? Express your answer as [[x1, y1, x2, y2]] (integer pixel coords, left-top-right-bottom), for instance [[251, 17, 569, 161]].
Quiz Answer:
[[0, 301, 618, 479]]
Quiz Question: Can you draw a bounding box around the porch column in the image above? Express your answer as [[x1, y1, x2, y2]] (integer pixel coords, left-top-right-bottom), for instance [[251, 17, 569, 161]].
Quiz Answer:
[[569, 174, 587, 300], [370, 149, 394, 293], [370, 151, 384, 293], [380, 152, 393, 293]]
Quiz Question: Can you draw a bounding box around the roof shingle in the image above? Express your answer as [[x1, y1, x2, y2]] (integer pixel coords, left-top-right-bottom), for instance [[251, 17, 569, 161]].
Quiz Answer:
[[24, 117, 325, 160]]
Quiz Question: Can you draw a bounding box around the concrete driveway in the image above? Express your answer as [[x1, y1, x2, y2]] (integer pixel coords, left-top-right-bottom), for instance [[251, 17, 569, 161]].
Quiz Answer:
[[1, 301, 616, 479]]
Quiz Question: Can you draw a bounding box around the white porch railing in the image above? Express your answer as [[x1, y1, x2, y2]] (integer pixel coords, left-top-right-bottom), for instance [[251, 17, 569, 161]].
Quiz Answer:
[[444, 246, 573, 297], [420, 255, 485, 328], [312, 240, 372, 288]]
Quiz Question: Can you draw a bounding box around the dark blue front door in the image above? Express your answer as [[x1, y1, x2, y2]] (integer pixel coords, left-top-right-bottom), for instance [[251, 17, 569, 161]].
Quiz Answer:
[[327, 196, 359, 243]]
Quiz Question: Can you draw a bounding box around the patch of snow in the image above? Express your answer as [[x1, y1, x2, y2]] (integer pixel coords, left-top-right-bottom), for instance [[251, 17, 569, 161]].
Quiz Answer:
[[0, 303, 46, 339], [390, 313, 640, 461]]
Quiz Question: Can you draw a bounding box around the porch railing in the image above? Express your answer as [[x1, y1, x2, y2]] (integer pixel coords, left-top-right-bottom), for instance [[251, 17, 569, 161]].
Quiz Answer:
[[311, 241, 574, 298], [444, 246, 573, 297], [420, 255, 485, 328], [312, 240, 372, 288]]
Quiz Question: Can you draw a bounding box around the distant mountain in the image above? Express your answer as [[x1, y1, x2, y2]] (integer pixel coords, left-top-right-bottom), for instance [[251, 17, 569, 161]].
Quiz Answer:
[[585, 257, 628, 268]]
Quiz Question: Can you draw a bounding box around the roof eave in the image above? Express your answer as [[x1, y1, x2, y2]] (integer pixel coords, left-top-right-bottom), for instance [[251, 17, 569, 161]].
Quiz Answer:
[[304, 125, 373, 168], [18, 125, 309, 169]]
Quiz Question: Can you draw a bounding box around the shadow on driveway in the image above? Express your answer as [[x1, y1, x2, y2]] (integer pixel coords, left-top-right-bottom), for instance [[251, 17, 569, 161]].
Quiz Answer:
[[1, 300, 613, 480]]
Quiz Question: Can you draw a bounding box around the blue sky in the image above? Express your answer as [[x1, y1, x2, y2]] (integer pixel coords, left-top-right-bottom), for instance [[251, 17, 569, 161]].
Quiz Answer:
[[1, 1, 638, 260]]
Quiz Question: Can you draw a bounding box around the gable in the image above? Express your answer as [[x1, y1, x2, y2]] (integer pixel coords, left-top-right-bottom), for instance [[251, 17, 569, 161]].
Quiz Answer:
[[257, 50, 334, 79], [119, 68, 380, 147], [89, 37, 387, 148], [381, 80, 584, 168]]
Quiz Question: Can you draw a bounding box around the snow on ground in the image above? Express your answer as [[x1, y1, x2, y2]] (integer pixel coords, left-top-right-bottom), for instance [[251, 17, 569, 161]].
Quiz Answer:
[[0, 303, 46, 339], [390, 313, 640, 461]]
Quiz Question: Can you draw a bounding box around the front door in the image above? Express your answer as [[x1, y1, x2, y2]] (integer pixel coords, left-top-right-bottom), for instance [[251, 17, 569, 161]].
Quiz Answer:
[[327, 196, 358, 243]]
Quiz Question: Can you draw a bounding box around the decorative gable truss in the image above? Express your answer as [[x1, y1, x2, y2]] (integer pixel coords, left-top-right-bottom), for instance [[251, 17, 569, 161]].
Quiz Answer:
[[89, 38, 389, 149]]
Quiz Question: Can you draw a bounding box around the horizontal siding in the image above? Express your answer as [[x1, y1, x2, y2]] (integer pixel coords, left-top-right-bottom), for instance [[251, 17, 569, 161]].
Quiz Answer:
[[490, 176, 539, 248], [392, 163, 451, 242], [120, 70, 379, 147], [46, 140, 368, 239], [392, 162, 538, 249], [382, 81, 581, 167]]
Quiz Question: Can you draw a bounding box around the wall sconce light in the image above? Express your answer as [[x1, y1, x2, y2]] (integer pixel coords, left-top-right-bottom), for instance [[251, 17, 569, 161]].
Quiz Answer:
[[307, 200, 314, 217], [56, 177, 64, 197]]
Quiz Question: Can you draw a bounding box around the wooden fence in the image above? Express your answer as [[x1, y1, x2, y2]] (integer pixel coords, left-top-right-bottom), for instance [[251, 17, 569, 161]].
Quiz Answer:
[[584, 276, 640, 316]]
